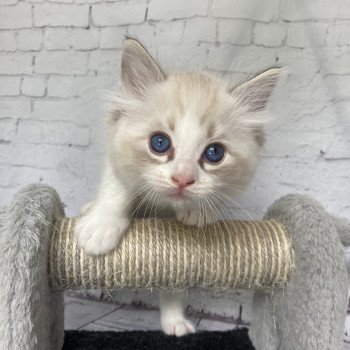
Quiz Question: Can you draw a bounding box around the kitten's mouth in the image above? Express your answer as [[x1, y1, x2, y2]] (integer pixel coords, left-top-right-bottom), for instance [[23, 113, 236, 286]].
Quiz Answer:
[[168, 189, 188, 201]]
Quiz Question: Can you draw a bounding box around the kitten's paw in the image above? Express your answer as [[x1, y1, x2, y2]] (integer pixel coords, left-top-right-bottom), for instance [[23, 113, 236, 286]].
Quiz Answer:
[[176, 209, 215, 227], [75, 212, 129, 256], [162, 316, 195, 337]]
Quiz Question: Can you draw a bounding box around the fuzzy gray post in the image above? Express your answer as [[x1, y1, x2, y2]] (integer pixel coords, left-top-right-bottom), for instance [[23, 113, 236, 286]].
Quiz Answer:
[[249, 194, 349, 350], [0, 184, 65, 350]]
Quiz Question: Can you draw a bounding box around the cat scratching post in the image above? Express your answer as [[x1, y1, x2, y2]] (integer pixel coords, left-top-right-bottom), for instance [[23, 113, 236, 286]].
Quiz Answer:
[[50, 217, 294, 291], [0, 184, 348, 350]]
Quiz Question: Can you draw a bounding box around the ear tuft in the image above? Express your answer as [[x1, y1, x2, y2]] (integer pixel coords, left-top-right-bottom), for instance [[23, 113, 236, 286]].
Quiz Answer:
[[232, 67, 281, 113], [121, 37, 166, 97]]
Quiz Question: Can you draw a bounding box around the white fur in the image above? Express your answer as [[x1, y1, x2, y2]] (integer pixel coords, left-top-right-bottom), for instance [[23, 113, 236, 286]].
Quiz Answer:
[[75, 38, 280, 336]]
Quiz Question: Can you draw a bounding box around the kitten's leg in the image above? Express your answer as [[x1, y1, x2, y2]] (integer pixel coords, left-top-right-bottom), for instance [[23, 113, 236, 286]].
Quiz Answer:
[[160, 291, 195, 337], [75, 167, 129, 255]]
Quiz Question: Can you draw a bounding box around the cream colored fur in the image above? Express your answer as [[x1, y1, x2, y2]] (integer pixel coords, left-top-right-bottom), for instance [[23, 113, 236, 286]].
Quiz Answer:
[[75, 37, 280, 336]]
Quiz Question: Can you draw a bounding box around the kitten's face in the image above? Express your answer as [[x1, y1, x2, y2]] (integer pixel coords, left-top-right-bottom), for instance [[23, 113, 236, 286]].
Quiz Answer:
[[109, 39, 279, 212]]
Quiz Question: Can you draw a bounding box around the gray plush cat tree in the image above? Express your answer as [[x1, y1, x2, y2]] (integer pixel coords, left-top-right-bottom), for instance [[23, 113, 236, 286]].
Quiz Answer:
[[0, 184, 348, 350]]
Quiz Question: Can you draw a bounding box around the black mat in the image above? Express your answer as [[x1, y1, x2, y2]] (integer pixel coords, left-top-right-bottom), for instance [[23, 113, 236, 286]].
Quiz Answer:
[[63, 329, 254, 350]]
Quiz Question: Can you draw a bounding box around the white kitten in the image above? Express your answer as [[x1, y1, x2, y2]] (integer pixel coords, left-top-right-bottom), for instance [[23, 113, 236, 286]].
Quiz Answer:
[[75, 37, 280, 336]]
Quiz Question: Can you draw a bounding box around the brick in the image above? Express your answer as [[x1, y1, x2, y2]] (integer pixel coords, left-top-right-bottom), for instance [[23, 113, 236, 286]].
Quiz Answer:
[[2, 0, 19, 4], [16, 120, 90, 146], [287, 23, 328, 48], [155, 21, 184, 45], [127, 23, 155, 41], [254, 23, 286, 47], [100, 28, 125, 49], [0, 119, 16, 142], [47, 75, 116, 98], [0, 32, 17, 52], [207, 44, 276, 72], [92, 1, 147, 26], [0, 98, 31, 118], [41, 122, 90, 146], [0, 3, 32, 29], [89, 50, 121, 74], [72, 29, 100, 50], [18, 30, 43, 51], [32, 99, 88, 122], [46, 0, 73, 3], [44, 29, 71, 50], [281, 0, 350, 20], [327, 23, 350, 46], [148, 0, 207, 20], [0, 77, 21, 96], [21, 76, 46, 97], [218, 20, 252, 45], [183, 18, 216, 43], [34, 4, 89, 27], [0, 143, 85, 171], [325, 75, 350, 100], [213, 0, 279, 22], [35, 51, 88, 75], [76, 0, 103, 3], [0, 53, 33, 74], [321, 47, 350, 74]]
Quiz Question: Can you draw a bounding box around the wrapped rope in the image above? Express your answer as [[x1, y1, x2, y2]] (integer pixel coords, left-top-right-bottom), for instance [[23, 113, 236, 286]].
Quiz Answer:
[[49, 217, 294, 291]]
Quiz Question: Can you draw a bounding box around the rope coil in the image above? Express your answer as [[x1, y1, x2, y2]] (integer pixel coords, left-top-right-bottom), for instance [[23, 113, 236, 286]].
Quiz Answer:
[[49, 217, 294, 291]]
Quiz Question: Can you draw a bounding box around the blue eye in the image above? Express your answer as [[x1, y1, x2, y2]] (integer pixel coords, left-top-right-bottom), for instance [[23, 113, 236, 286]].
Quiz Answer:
[[150, 133, 171, 153], [204, 144, 225, 163]]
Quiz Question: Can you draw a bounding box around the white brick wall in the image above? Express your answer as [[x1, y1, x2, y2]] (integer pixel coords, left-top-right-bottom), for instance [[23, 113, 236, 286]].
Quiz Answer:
[[0, 0, 349, 334]]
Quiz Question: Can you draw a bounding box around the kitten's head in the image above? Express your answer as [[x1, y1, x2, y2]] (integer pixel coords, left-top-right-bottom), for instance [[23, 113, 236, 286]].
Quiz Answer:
[[109, 38, 280, 212]]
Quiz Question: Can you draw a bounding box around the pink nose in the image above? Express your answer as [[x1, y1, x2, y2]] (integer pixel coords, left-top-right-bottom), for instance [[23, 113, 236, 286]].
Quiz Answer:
[[171, 175, 195, 189]]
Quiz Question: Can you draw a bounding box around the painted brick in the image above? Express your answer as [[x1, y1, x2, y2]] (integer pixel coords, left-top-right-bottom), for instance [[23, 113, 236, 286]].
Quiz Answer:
[[32, 100, 85, 122], [44, 29, 71, 50], [0, 143, 85, 171], [18, 30, 43, 51], [254, 23, 286, 47], [21, 76, 46, 97], [0, 32, 17, 52], [183, 18, 216, 43], [47, 75, 116, 98], [0, 77, 21, 96], [72, 29, 100, 50], [148, 0, 207, 20], [212, 0, 279, 22], [0, 3, 32, 29], [34, 4, 89, 27], [0, 98, 31, 118], [0, 53, 33, 74], [287, 23, 328, 48], [100, 28, 125, 49], [155, 21, 185, 45], [218, 20, 252, 45], [92, 1, 147, 26], [325, 75, 350, 100], [327, 23, 350, 46], [207, 44, 276, 72], [0, 119, 16, 142], [127, 23, 155, 41], [17, 120, 90, 146], [89, 50, 121, 74], [2, 0, 19, 4], [281, 0, 350, 20], [35, 51, 88, 75]]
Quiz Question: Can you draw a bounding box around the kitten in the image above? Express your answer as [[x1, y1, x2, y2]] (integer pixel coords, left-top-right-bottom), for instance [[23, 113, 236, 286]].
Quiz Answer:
[[75, 37, 280, 336]]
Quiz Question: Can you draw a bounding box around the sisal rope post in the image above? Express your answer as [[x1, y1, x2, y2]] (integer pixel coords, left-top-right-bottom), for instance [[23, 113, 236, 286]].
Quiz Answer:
[[49, 218, 294, 291]]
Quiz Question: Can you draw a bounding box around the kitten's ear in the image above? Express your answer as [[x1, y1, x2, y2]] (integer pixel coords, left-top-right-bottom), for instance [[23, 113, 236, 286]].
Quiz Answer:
[[121, 37, 166, 96], [232, 67, 281, 113]]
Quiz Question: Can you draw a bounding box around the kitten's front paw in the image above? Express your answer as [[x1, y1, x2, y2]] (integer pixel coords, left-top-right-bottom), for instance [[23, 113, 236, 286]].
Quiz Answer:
[[176, 209, 216, 227], [75, 212, 129, 255], [162, 316, 195, 337]]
